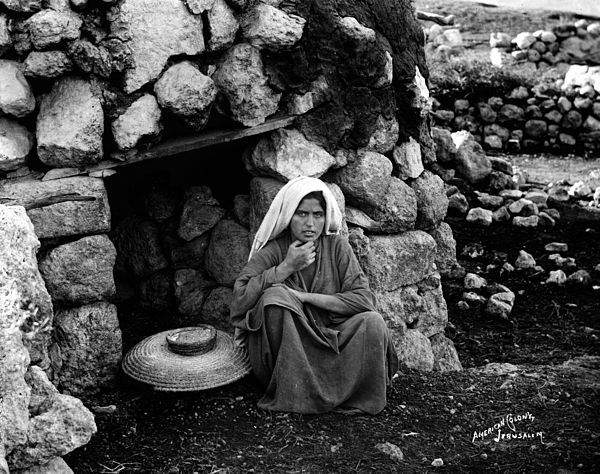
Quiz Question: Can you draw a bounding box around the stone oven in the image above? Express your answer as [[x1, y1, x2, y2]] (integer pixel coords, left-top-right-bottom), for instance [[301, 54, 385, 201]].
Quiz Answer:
[[0, 0, 461, 471]]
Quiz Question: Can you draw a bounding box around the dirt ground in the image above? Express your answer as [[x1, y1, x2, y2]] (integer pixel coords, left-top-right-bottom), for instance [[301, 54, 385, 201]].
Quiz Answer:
[[64, 2, 600, 473]]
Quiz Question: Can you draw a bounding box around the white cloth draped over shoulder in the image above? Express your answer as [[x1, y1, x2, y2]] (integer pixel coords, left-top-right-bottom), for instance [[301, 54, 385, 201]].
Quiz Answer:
[[249, 176, 343, 260]]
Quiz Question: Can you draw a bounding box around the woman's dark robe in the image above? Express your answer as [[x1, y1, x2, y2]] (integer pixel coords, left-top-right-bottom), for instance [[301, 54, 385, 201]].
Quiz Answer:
[[230, 231, 399, 414]]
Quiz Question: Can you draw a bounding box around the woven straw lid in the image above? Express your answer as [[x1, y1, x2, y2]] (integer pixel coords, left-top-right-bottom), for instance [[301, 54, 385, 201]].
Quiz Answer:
[[122, 325, 251, 392]]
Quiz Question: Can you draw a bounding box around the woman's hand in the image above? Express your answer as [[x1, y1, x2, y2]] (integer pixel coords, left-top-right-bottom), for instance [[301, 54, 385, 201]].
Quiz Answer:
[[272, 283, 306, 303], [275, 240, 315, 280]]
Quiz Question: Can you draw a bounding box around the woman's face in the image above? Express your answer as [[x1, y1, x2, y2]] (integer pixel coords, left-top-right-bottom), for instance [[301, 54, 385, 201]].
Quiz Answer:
[[290, 197, 325, 243]]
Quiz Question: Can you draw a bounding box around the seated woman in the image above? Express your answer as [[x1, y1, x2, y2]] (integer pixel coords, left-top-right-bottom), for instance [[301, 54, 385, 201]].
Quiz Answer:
[[230, 176, 398, 415]]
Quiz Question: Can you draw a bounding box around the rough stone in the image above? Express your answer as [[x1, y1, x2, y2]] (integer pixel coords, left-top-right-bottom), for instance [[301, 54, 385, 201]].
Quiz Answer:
[[183, 0, 215, 14], [561, 110, 583, 130], [566, 269, 592, 287], [359, 231, 436, 292], [375, 442, 404, 463], [0, 177, 110, 239], [178, 186, 225, 241], [395, 329, 434, 371], [367, 115, 399, 154], [476, 192, 504, 209], [431, 127, 456, 164], [430, 333, 462, 372], [170, 233, 210, 270], [23, 50, 71, 78], [174, 269, 213, 317], [557, 96, 573, 113], [464, 272, 487, 290], [429, 222, 457, 276], [584, 115, 600, 132], [0, 14, 9, 56], [213, 43, 281, 126], [0, 118, 34, 172], [392, 137, 424, 180], [466, 208, 493, 226], [524, 119, 547, 138], [483, 135, 502, 150], [497, 104, 525, 127], [515, 249, 536, 269], [199, 286, 234, 333], [241, 3, 305, 50], [513, 32, 536, 50], [27, 9, 82, 50], [110, 0, 204, 93], [0, 205, 53, 375], [485, 291, 515, 319], [513, 215, 539, 227], [38, 235, 116, 305], [12, 456, 74, 473], [53, 302, 122, 395], [206, 219, 250, 287], [493, 206, 511, 222], [538, 212, 555, 227], [451, 131, 492, 184], [245, 128, 336, 181], [490, 32, 511, 48], [448, 192, 469, 215], [138, 271, 172, 311], [546, 269, 567, 285], [37, 76, 103, 167], [206, 0, 239, 52], [410, 170, 447, 230], [156, 63, 215, 129], [0, 60, 36, 118], [111, 93, 162, 150]]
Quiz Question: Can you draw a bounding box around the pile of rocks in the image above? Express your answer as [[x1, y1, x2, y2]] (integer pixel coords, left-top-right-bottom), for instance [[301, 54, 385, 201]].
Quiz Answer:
[[424, 25, 464, 57], [1, 205, 96, 474], [432, 65, 600, 154], [490, 20, 600, 69], [457, 272, 516, 320]]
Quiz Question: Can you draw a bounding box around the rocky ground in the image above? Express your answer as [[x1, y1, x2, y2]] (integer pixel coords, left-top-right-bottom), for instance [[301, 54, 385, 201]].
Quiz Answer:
[[64, 2, 600, 473]]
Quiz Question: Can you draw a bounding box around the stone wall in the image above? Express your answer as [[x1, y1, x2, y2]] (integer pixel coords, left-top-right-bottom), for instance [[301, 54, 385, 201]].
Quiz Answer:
[[431, 65, 600, 155], [0, 3, 461, 455]]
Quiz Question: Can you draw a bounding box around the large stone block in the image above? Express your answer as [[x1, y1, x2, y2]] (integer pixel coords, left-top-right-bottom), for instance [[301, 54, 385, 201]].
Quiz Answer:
[[409, 170, 448, 230], [430, 333, 462, 372], [0, 60, 35, 118], [53, 302, 122, 395], [0, 205, 53, 366], [36, 76, 103, 167], [26, 9, 82, 50], [38, 235, 116, 305], [245, 128, 336, 181], [178, 186, 225, 241], [429, 221, 457, 276], [359, 230, 437, 292], [110, 0, 205, 93], [0, 118, 34, 172], [213, 43, 281, 126], [367, 115, 399, 154], [375, 273, 447, 338], [111, 214, 168, 279], [392, 137, 424, 180], [206, 219, 250, 287], [0, 177, 110, 240], [395, 329, 434, 371], [241, 2, 305, 50], [111, 93, 162, 150], [154, 61, 216, 131], [206, 0, 239, 52]]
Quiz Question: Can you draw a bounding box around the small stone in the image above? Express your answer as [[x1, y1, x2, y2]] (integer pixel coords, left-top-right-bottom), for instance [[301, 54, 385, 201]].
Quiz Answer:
[[545, 208, 561, 220], [500, 189, 523, 200], [515, 249, 536, 269], [431, 458, 444, 467], [457, 300, 470, 311], [448, 192, 469, 215], [375, 442, 404, 463], [462, 292, 487, 306], [524, 191, 548, 207], [485, 291, 515, 319], [567, 270, 592, 287], [111, 94, 162, 151], [569, 181, 592, 198], [502, 262, 515, 273], [464, 273, 487, 290], [476, 192, 504, 209], [513, 215, 539, 227], [538, 212, 556, 227], [466, 208, 493, 226], [493, 206, 511, 222], [545, 242, 568, 253], [513, 32, 536, 50], [546, 270, 567, 285]]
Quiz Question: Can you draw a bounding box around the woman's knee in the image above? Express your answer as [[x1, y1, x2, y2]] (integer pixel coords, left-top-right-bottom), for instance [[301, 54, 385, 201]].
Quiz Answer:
[[357, 311, 387, 336]]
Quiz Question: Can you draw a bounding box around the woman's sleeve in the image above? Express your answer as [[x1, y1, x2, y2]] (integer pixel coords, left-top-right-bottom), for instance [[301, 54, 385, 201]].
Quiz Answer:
[[229, 242, 283, 321], [330, 236, 377, 316]]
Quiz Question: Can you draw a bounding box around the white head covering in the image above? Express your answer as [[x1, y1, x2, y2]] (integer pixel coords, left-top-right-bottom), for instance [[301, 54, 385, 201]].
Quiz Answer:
[[249, 176, 343, 260]]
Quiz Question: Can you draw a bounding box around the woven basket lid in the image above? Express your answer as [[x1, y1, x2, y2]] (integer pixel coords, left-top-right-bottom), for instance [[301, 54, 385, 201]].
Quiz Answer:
[[122, 325, 251, 392]]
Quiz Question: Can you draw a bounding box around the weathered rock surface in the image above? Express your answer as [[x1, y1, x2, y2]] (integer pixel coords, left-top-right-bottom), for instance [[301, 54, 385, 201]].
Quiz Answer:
[[0, 118, 34, 172], [0, 60, 36, 118], [430, 333, 462, 372], [241, 2, 305, 50], [213, 43, 281, 126], [110, 0, 205, 93], [392, 137, 424, 180], [111, 93, 162, 150], [466, 207, 493, 226], [395, 329, 434, 371], [367, 115, 399, 154], [171, 234, 210, 270], [452, 131, 492, 184], [37, 76, 103, 167], [245, 128, 336, 181], [359, 231, 437, 292], [38, 235, 116, 305], [178, 186, 225, 241], [12, 456, 74, 473], [138, 271, 172, 311], [206, 0, 239, 52], [485, 291, 515, 319], [53, 302, 122, 395], [27, 9, 82, 50], [154, 61, 216, 131], [409, 170, 448, 230], [0, 0, 42, 13], [0, 14, 10, 56], [173, 268, 212, 317], [431, 127, 456, 164], [0, 176, 110, 239], [23, 51, 72, 78], [200, 286, 234, 333], [429, 222, 457, 276], [206, 219, 250, 287], [111, 215, 168, 279]]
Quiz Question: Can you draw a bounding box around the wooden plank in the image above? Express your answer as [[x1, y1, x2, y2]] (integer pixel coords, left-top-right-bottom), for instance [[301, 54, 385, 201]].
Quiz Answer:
[[41, 115, 297, 181]]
